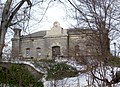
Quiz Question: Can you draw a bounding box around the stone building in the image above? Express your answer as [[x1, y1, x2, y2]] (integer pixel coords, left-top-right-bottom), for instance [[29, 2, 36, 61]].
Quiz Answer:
[[12, 21, 110, 60]]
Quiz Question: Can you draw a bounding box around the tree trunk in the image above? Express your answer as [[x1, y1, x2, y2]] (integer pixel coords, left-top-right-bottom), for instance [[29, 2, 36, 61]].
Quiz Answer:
[[0, 27, 7, 61], [0, 44, 3, 61], [0, 0, 12, 60], [0, 15, 9, 60]]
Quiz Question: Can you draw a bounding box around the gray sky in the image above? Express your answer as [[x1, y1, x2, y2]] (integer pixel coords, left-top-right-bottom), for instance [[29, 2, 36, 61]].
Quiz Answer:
[[0, 0, 72, 32], [28, 0, 73, 33]]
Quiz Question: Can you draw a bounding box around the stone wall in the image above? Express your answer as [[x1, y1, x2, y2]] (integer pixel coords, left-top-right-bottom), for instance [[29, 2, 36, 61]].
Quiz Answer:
[[12, 22, 110, 60]]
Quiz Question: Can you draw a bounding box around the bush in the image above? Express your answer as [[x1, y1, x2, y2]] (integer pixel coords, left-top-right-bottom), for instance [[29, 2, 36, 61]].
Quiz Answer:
[[46, 63, 78, 80], [0, 64, 43, 87], [108, 56, 120, 67]]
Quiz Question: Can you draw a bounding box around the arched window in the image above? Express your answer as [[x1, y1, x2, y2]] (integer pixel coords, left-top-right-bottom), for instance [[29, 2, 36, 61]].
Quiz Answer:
[[75, 45, 80, 51], [26, 48, 30, 57], [36, 47, 41, 58], [75, 45, 80, 57]]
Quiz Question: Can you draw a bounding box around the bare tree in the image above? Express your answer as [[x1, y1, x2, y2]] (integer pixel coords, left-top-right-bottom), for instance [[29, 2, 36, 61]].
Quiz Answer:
[[0, 0, 32, 60], [58, 0, 120, 86]]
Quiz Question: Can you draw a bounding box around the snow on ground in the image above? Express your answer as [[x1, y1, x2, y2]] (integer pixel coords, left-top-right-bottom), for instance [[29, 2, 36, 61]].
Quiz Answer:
[[2, 59, 120, 87], [55, 58, 86, 71], [44, 75, 88, 87], [2, 60, 45, 73]]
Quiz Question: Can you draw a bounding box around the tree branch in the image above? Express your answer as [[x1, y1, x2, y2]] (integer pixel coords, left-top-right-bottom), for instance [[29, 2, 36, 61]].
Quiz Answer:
[[7, 0, 32, 27]]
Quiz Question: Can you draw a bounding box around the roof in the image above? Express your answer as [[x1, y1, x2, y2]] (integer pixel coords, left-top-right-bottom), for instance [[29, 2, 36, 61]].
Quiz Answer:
[[23, 31, 46, 38], [67, 28, 96, 35], [22, 28, 96, 38]]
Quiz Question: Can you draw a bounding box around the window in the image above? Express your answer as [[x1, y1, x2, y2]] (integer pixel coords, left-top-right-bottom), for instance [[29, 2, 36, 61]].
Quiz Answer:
[[36, 47, 41, 58], [75, 45, 80, 57], [26, 48, 30, 57], [75, 45, 80, 52], [52, 46, 60, 59]]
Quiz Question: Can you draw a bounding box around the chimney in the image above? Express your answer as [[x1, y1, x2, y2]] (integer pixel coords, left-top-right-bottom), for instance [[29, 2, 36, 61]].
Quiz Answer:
[[12, 28, 21, 59], [13, 28, 21, 39]]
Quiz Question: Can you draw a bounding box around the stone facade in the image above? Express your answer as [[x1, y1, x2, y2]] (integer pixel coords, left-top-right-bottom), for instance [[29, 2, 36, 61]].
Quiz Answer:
[[12, 21, 109, 60]]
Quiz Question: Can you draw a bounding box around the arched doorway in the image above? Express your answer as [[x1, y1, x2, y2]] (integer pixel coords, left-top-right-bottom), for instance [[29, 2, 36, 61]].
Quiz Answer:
[[52, 46, 60, 59]]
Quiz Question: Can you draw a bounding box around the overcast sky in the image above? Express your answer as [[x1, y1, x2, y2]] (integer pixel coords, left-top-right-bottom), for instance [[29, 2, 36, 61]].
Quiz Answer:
[[0, 0, 72, 32], [30, 5, 68, 32], [28, 0, 73, 33]]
